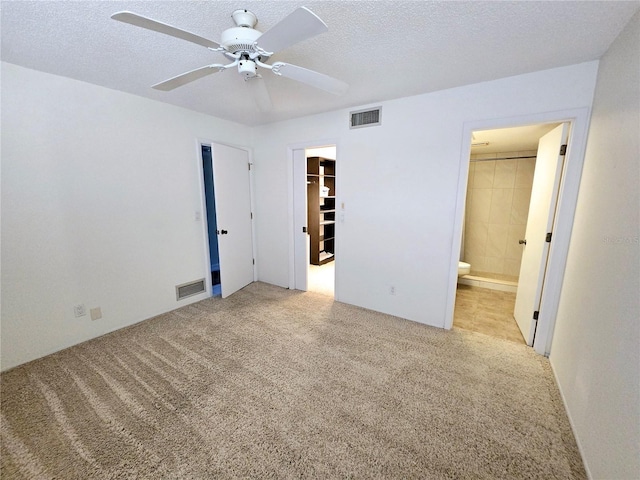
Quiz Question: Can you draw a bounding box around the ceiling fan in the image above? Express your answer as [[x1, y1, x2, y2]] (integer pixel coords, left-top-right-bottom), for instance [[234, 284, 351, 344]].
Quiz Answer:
[[111, 6, 349, 111]]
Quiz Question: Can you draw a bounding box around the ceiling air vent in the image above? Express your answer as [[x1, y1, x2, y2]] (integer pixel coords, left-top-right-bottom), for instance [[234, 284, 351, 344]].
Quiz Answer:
[[176, 278, 206, 301], [350, 107, 382, 129]]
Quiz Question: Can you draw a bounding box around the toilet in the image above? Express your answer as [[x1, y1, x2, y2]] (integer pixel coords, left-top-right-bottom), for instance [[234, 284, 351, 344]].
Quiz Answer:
[[458, 261, 471, 276]]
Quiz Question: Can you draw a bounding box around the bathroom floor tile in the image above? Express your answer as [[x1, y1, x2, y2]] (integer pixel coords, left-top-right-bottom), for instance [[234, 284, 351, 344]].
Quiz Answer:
[[453, 284, 525, 344]]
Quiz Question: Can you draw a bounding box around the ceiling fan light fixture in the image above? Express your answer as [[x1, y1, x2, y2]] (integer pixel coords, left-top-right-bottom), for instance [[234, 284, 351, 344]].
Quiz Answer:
[[238, 59, 257, 78]]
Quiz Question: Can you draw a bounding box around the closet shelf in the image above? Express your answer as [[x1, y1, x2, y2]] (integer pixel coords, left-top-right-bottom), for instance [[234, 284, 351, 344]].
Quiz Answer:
[[319, 251, 334, 262], [307, 156, 336, 266]]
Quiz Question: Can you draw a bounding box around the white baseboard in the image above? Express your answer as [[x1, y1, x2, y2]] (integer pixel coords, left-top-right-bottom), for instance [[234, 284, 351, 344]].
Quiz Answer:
[[549, 360, 592, 480]]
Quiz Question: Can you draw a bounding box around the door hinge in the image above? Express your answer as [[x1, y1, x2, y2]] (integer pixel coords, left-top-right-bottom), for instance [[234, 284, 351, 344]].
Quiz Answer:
[[252, 258, 255, 265], [546, 232, 552, 243], [248, 163, 252, 170], [559, 144, 567, 156], [250, 212, 253, 219], [533, 311, 539, 320]]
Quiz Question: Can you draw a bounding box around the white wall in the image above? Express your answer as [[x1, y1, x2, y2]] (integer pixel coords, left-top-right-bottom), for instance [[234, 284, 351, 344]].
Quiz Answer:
[[550, 12, 640, 480], [252, 62, 599, 325], [1, 63, 251, 370]]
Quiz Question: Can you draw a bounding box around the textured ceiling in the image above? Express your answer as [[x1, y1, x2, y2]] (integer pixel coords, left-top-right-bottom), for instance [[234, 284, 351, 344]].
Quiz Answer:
[[2, 1, 639, 126]]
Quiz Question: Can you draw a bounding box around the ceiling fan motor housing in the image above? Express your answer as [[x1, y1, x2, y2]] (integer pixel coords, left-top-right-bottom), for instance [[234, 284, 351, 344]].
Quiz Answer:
[[220, 27, 262, 54]]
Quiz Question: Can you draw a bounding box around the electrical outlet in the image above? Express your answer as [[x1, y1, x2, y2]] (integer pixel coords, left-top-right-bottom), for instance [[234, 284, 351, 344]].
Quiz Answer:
[[389, 286, 396, 295], [73, 304, 86, 317], [90, 307, 102, 321]]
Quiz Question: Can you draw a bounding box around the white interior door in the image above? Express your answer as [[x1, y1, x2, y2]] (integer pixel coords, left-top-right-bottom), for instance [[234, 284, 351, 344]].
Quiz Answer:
[[293, 149, 309, 291], [212, 143, 254, 298], [514, 123, 569, 344]]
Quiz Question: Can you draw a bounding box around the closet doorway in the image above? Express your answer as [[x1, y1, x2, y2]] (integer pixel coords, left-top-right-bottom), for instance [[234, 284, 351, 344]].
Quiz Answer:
[[292, 145, 337, 297]]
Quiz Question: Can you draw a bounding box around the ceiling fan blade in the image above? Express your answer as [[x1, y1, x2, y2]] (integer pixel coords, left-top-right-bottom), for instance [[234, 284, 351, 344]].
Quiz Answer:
[[152, 65, 224, 91], [111, 11, 220, 49], [272, 62, 348, 96], [257, 7, 328, 54], [245, 77, 273, 112]]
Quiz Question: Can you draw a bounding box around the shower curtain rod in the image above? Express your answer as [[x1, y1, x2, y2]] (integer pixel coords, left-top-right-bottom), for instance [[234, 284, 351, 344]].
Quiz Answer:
[[470, 155, 536, 162]]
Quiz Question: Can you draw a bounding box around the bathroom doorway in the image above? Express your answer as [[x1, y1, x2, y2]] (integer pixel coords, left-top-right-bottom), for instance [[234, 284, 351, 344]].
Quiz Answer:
[[453, 122, 564, 344]]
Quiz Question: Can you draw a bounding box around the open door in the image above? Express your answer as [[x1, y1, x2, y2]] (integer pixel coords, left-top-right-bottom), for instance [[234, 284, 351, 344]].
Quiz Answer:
[[211, 143, 254, 298], [514, 123, 569, 344], [293, 148, 310, 291]]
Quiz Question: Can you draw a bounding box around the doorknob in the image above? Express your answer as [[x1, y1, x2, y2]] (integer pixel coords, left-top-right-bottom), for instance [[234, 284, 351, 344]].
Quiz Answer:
[[220, 229, 228, 235], [519, 239, 527, 245]]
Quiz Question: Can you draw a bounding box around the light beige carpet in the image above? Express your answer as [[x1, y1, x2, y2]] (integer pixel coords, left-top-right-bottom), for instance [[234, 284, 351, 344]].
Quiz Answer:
[[1, 282, 585, 479]]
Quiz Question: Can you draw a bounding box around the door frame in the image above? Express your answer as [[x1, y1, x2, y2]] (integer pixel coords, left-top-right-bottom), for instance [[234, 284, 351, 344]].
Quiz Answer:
[[196, 138, 258, 297], [445, 107, 591, 355], [287, 138, 340, 299]]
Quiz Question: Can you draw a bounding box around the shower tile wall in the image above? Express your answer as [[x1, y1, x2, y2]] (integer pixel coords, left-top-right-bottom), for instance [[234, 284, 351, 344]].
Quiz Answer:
[[465, 151, 536, 279]]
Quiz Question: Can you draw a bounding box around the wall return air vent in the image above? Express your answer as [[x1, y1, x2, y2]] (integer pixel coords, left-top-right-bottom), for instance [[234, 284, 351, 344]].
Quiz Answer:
[[350, 107, 382, 129], [176, 278, 206, 301]]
